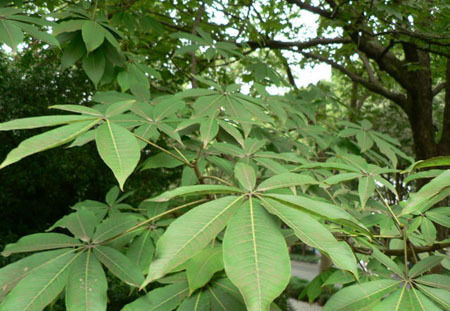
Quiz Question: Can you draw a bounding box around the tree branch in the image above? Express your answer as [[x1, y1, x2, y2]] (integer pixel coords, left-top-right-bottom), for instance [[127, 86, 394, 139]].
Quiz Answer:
[[285, 0, 334, 18], [432, 82, 447, 97], [300, 50, 407, 106], [242, 37, 350, 50], [352, 242, 450, 256]]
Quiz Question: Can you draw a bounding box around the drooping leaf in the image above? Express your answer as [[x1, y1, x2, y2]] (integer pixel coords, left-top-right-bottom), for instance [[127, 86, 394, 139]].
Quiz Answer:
[[122, 281, 189, 311], [66, 249, 108, 311], [147, 185, 241, 202], [2, 233, 81, 256], [126, 229, 155, 273], [95, 121, 141, 190], [200, 118, 219, 147], [261, 197, 358, 276], [144, 196, 244, 285], [256, 173, 317, 191], [0, 119, 100, 169], [0, 249, 79, 311], [0, 115, 96, 131], [223, 199, 291, 311], [185, 246, 224, 294], [0, 20, 23, 49], [93, 246, 144, 287], [207, 278, 246, 311], [82, 50, 106, 86], [81, 21, 105, 52], [0, 249, 74, 301], [416, 284, 450, 310], [323, 279, 401, 311], [358, 176, 375, 209]]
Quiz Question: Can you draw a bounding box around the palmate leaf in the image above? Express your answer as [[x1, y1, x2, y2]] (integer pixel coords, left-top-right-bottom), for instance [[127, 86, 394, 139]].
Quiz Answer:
[[144, 196, 244, 286], [122, 281, 189, 311], [2, 233, 81, 256], [401, 170, 450, 215], [48, 208, 99, 242], [256, 173, 317, 191], [185, 246, 224, 294], [373, 286, 441, 311], [416, 274, 450, 291], [126, 229, 155, 273], [147, 185, 241, 202], [0, 249, 74, 301], [323, 279, 401, 311], [234, 162, 257, 191], [93, 246, 144, 287], [260, 197, 358, 276], [416, 284, 450, 310], [177, 290, 210, 311], [66, 249, 108, 311], [207, 278, 246, 311], [223, 199, 291, 311], [0, 115, 97, 131], [0, 119, 100, 169], [0, 249, 79, 311], [95, 121, 141, 190]]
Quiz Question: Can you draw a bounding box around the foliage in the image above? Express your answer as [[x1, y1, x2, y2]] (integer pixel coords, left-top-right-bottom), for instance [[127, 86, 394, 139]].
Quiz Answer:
[[0, 1, 449, 311]]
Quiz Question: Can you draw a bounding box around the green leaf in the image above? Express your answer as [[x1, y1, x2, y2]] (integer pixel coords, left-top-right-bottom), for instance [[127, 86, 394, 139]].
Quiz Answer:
[[358, 239, 404, 277], [324, 172, 362, 185], [257, 173, 317, 191], [2, 233, 81, 256], [48, 209, 99, 242], [0, 115, 96, 131], [402, 170, 450, 215], [0, 249, 79, 311], [50, 105, 103, 116], [141, 151, 196, 170], [404, 170, 443, 184], [207, 278, 246, 311], [153, 97, 185, 121], [261, 197, 358, 276], [323, 279, 401, 311], [144, 196, 244, 285], [0, 20, 23, 49], [95, 121, 141, 190], [264, 194, 360, 225], [0, 119, 99, 169], [200, 118, 219, 147], [416, 274, 450, 290], [373, 286, 441, 311], [147, 185, 241, 202], [323, 270, 356, 286], [61, 35, 86, 69], [0, 249, 74, 301], [92, 214, 141, 243], [82, 50, 105, 86], [234, 162, 256, 191], [356, 131, 373, 152], [420, 217, 437, 244], [185, 246, 224, 294], [126, 229, 155, 273], [223, 199, 290, 311], [66, 249, 107, 311], [358, 176, 375, 209], [53, 19, 84, 35], [122, 281, 189, 311], [15, 22, 60, 47], [413, 156, 450, 170], [93, 246, 144, 287], [416, 284, 450, 309], [409, 256, 444, 278], [81, 21, 105, 52], [177, 290, 210, 311]]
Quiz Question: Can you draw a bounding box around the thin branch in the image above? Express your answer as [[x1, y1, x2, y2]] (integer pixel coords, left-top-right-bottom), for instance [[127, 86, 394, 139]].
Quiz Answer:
[[285, 0, 334, 18], [432, 82, 446, 97], [299, 50, 407, 106], [242, 37, 350, 50]]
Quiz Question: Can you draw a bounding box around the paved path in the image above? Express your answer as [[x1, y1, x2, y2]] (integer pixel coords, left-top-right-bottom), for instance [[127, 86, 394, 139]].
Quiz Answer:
[[289, 261, 323, 311]]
